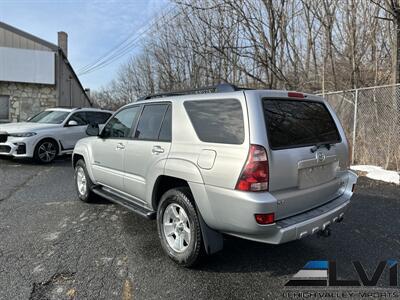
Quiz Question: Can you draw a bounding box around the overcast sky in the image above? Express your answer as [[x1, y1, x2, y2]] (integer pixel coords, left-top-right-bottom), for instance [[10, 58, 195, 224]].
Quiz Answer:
[[0, 0, 169, 90]]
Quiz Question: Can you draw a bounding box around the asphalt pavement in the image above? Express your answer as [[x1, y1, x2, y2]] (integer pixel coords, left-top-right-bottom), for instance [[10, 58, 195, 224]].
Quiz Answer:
[[0, 156, 399, 300]]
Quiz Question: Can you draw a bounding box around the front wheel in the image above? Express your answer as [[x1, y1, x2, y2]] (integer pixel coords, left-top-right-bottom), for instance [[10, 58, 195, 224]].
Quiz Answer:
[[157, 187, 204, 267], [34, 139, 58, 163], [74, 159, 95, 202]]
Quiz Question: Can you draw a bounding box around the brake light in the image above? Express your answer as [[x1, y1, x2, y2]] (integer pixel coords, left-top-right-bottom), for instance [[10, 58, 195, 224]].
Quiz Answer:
[[235, 145, 269, 192], [288, 92, 304, 99], [255, 213, 275, 225]]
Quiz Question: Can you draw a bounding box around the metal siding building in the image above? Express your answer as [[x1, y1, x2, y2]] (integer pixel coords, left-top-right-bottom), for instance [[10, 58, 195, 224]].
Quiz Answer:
[[0, 22, 92, 122]]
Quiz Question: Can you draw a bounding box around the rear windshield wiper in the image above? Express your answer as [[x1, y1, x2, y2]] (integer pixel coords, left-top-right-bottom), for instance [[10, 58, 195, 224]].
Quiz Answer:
[[310, 143, 333, 153]]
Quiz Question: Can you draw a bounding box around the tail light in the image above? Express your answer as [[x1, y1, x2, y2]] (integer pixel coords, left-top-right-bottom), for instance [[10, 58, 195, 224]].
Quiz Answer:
[[235, 145, 269, 192]]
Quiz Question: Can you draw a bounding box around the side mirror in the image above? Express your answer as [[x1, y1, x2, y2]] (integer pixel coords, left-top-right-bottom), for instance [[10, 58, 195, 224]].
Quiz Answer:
[[86, 123, 99, 136], [67, 120, 79, 127]]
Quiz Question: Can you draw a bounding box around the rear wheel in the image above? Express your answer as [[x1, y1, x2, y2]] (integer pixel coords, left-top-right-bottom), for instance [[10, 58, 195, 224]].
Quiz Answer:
[[157, 187, 204, 267], [74, 159, 95, 202], [34, 139, 58, 163]]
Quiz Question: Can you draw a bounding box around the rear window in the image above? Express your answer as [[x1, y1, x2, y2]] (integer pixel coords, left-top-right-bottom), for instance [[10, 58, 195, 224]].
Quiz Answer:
[[86, 112, 112, 124], [263, 99, 341, 150], [184, 99, 244, 144]]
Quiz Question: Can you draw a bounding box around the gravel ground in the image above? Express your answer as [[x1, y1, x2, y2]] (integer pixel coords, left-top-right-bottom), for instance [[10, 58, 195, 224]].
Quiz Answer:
[[0, 156, 399, 300]]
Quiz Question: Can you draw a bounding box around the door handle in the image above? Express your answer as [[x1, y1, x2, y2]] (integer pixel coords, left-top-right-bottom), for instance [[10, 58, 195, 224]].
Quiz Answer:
[[116, 143, 125, 150], [152, 146, 164, 154]]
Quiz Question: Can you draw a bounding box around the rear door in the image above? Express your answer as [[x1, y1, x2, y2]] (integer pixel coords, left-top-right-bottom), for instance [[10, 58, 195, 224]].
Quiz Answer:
[[123, 103, 172, 202], [262, 98, 346, 219], [61, 111, 88, 150]]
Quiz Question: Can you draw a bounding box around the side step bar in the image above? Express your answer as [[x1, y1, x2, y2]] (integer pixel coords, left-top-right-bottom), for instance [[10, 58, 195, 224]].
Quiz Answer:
[[92, 187, 156, 220]]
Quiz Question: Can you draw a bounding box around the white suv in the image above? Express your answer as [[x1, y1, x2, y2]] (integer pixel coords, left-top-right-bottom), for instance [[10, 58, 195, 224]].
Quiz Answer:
[[0, 107, 112, 163]]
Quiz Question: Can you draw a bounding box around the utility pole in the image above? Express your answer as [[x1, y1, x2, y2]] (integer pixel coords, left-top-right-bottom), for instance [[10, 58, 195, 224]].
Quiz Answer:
[[392, 3, 400, 84]]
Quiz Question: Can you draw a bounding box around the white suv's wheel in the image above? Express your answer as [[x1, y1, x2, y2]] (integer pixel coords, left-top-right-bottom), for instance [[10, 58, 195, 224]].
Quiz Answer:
[[34, 139, 58, 163], [157, 187, 204, 267]]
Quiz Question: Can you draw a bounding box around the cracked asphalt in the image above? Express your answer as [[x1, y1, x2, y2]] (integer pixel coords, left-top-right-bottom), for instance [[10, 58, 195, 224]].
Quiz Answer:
[[0, 157, 399, 300]]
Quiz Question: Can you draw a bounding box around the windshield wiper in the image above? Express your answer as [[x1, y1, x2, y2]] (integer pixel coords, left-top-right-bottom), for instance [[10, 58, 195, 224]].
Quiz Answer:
[[310, 143, 333, 153]]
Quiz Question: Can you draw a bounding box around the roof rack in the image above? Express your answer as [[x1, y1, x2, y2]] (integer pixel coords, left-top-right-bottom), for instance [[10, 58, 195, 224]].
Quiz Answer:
[[54, 106, 81, 110], [139, 83, 250, 100]]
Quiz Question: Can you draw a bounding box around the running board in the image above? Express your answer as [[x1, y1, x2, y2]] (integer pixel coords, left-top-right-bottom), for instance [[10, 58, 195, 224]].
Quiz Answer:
[[92, 187, 156, 220]]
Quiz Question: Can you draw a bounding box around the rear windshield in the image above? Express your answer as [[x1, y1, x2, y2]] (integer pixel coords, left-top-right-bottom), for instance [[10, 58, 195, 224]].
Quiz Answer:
[[262, 99, 341, 150]]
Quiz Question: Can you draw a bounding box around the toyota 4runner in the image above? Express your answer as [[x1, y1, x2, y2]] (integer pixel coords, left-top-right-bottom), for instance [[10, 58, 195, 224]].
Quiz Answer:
[[72, 84, 357, 267]]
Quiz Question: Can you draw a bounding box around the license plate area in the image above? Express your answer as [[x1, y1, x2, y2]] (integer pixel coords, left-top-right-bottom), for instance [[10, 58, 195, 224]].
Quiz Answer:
[[298, 161, 338, 189]]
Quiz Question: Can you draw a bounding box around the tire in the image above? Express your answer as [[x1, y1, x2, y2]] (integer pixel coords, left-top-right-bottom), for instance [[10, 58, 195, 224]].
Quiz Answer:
[[34, 139, 58, 164], [74, 159, 95, 203], [157, 187, 204, 267]]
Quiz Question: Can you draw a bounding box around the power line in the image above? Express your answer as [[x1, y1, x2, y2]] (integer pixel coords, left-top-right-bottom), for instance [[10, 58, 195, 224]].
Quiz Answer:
[[77, 5, 175, 74], [79, 10, 181, 76], [77, 5, 179, 76]]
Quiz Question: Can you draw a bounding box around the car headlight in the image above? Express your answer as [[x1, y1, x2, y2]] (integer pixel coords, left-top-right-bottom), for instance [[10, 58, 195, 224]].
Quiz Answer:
[[9, 132, 37, 137]]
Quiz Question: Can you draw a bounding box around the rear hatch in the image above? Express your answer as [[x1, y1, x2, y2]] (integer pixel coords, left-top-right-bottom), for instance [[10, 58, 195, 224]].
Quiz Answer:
[[262, 97, 347, 220]]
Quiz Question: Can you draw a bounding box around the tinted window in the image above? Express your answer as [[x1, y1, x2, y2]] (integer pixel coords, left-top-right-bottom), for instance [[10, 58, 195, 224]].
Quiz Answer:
[[184, 99, 244, 144], [29, 110, 69, 124], [263, 99, 341, 149], [69, 112, 87, 125], [102, 106, 140, 138], [86, 112, 112, 125], [158, 105, 172, 142], [135, 104, 168, 140]]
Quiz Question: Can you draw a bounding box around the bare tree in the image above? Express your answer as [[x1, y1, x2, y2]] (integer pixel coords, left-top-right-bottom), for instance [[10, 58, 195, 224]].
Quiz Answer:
[[92, 0, 397, 107]]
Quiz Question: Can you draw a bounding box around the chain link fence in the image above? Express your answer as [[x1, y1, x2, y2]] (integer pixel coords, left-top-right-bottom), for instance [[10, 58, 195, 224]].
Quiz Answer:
[[321, 84, 400, 171]]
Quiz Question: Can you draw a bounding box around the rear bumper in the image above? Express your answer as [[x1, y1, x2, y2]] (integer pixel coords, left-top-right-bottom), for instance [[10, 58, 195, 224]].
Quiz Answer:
[[198, 170, 357, 244], [228, 194, 350, 244]]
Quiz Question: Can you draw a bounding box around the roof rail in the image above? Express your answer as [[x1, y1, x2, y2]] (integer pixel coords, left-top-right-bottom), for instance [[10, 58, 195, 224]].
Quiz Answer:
[[54, 106, 81, 110], [139, 83, 248, 100]]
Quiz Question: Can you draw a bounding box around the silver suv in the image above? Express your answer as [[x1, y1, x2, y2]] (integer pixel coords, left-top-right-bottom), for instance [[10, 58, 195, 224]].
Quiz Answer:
[[72, 84, 357, 267]]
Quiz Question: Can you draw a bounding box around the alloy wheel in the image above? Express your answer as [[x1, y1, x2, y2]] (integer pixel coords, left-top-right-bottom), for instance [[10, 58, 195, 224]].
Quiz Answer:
[[38, 142, 57, 162], [162, 203, 191, 253]]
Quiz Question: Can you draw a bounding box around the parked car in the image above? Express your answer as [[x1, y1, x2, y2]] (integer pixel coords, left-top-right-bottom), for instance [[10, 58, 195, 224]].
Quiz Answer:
[[72, 84, 357, 267], [0, 107, 112, 163]]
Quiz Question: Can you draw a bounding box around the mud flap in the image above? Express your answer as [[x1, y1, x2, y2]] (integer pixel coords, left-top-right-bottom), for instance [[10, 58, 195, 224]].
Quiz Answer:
[[198, 213, 224, 255]]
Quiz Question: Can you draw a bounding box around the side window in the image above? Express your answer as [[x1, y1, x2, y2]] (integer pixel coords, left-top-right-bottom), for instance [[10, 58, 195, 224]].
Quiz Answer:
[[69, 112, 87, 125], [184, 99, 244, 144], [134, 104, 168, 141], [86, 112, 112, 125], [158, 105, 172, 142], [102, 106, 140, 139]]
